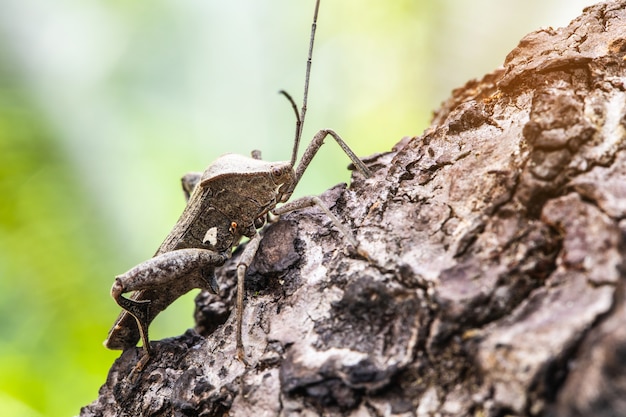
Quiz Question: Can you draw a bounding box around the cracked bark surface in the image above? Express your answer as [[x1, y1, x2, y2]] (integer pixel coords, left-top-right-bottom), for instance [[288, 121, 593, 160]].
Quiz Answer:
[[81, 1, 626, 416]]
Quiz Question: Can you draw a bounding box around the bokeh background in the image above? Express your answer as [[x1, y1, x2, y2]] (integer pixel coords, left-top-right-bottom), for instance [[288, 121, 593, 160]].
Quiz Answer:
[[0, 0, 598, 415]]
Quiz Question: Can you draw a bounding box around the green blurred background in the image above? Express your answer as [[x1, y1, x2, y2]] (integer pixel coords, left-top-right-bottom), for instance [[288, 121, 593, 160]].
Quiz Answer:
[[0, 0, 597, 415]]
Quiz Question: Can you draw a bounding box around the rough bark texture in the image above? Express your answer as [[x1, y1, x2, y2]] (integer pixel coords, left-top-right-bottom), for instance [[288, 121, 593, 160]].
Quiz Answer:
[[82, 1, 626, 416]]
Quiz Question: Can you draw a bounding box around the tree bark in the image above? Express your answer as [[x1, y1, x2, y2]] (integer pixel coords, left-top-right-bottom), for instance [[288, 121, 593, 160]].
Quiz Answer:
[[82, 1, 626, 416]]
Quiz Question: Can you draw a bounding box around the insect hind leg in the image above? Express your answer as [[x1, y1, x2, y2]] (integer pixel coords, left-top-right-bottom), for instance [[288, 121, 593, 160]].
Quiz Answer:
[[108, 248, 228, 356], [111, 282, 153, 356]]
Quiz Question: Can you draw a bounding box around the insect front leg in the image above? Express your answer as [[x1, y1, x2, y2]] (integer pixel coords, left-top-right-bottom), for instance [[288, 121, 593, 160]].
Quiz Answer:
[[294, 129, 372, 184], [234, 232, 262, 365], [109, 248, 228, 356]]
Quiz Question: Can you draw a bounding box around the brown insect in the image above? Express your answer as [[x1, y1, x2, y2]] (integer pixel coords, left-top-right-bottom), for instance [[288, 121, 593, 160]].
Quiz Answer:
[[104, 0, 371, 365]]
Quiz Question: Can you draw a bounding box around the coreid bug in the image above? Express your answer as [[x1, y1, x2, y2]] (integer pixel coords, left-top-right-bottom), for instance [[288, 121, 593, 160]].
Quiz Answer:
[[104, 0, 371, 365]]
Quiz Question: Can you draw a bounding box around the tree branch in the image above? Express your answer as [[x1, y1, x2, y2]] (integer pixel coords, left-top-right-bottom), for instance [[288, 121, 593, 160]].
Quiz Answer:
[[82, 1, 626, 416]]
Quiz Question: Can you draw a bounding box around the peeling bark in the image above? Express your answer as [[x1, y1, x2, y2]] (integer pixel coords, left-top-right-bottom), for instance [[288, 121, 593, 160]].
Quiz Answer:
[[82, 1, 626, 416]]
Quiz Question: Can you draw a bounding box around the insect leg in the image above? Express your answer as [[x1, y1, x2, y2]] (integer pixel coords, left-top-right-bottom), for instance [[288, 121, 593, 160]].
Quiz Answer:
[[235, 232, 262, 364], [110, 284, 153, 355], [294, 129, 371, 186], [181, 172, 203, 201], [108, 248, 228, 355]]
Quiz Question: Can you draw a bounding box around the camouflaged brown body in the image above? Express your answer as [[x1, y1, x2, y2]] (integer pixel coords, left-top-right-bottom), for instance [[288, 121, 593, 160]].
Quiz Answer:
[[105, 155, 295, 350]]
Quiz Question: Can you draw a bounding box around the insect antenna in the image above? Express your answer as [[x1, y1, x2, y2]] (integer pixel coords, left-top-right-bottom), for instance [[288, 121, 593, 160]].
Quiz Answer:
[[279, 90, 301, 165], [286, 0, 321, 168]]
